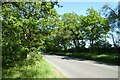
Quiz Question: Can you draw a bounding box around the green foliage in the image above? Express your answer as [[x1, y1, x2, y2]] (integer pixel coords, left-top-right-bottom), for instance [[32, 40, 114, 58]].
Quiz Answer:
[[50, 9, 110, 51], [85, 8, 110, 48], [2, 1, 118, 78], [2, 2, 59, 68], [2, 52, 64, 78], [39, 7, 112, 53]]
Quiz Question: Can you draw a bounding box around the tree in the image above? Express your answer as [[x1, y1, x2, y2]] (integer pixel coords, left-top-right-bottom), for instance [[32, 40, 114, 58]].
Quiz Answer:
[[61, 13, 83, 49], [2, 2, 59, 67], [84, 8, 110, 52], [102, 2, 120, 48]]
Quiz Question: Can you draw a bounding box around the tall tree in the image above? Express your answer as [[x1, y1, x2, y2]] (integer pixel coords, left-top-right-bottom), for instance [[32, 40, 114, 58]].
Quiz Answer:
[[61, 13, 83, 49], [102, 2, 120, 48], [84, 8, 110, 52]]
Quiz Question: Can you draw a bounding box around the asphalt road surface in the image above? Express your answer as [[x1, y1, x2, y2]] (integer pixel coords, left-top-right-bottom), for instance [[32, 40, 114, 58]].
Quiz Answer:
[[44, 54, 118, 78]]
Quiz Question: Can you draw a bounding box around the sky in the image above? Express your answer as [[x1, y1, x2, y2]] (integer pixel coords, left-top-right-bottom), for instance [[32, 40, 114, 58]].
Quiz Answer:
[[54, 0, 119, 2], [55, 2, 118, 16]]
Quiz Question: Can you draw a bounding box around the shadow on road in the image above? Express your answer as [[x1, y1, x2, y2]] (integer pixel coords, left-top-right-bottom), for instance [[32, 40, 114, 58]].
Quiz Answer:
[[61, 56, 118, 66], [61, 56, 86, 61], [41, 51, 118, 66]]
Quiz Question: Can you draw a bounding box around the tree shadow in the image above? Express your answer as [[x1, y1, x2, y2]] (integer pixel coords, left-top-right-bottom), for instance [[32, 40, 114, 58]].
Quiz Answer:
[[93, 60, 118, 66], [44, 52, 118, 66], [61, 56, 86, 61], [61, 56, 118, 66]]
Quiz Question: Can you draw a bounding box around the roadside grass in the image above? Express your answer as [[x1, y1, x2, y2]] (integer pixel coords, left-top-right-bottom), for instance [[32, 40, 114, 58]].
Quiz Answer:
[[2, 52, 65, 78], [49, 52, 118, 65], [72, 53, 118, 64]]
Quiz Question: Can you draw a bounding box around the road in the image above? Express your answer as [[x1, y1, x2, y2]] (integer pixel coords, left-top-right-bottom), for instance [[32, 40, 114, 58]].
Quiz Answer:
[[44, 54, 118, 78]]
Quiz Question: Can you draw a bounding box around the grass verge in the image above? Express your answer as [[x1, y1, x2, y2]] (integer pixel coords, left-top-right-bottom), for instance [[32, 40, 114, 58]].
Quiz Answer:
[[2, 51, 65, 78], [49, 52, 119, 65]]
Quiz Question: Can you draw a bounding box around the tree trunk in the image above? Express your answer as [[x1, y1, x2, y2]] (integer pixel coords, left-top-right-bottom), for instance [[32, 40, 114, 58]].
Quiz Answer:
[[111, 33, 116, 47], [73, 39, 77, 49], [90, 39, 94, 53], [77, 40, 80, 48], [63, 44, 67, 51]]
